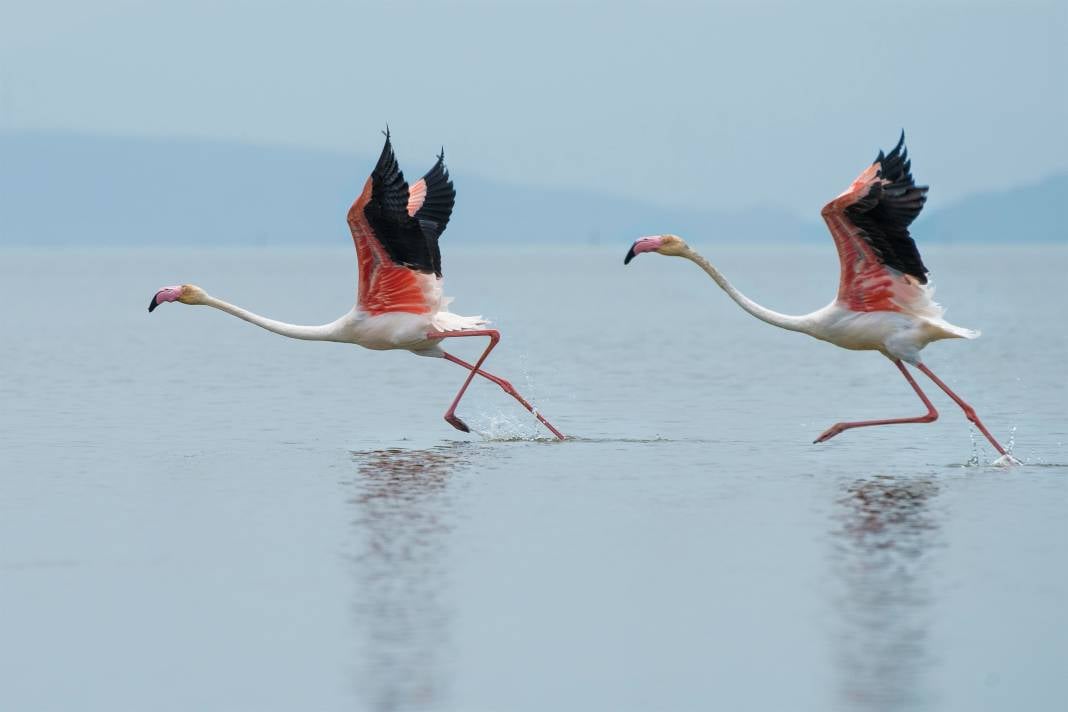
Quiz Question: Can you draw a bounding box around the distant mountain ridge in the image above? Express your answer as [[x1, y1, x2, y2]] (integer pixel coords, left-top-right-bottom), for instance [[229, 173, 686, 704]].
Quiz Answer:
[[917, 174, 1066, 243], [1, 132, 1063, 246]]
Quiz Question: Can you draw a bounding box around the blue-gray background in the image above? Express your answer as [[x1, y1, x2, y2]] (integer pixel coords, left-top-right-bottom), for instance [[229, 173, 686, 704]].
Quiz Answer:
[[1, 0, 1065, 246], [2, 3, 1066, 712]]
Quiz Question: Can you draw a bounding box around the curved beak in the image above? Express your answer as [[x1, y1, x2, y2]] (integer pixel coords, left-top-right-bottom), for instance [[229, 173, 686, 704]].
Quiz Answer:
[[148, 285, 184, 313], [624, 236, 663, 265]]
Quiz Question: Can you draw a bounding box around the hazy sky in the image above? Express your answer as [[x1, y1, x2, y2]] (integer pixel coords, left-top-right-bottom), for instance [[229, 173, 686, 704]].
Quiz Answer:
[[2, 0, 1065, 218]]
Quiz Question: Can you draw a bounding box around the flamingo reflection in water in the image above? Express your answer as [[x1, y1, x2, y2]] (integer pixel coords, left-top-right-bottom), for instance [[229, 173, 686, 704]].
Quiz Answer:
[[348, 444, 476, 710], [832, 475, 941, 711]]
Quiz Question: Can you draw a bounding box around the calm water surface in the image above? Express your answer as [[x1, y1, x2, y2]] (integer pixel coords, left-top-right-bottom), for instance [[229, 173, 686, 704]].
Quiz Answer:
[[1, 246, 1066, 711]]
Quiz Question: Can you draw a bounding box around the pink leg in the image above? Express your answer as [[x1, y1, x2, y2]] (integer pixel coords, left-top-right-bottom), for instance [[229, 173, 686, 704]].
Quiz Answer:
[[440, 352, 565, 439], [914, 363, 1007, 456], [427, 330, 565, 440], [814, 360, 938, 444]]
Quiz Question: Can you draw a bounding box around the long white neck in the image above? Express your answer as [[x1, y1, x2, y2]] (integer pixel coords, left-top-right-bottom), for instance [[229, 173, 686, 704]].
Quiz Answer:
[[683, 247, 808, 333], [201, 295, 342, 341]]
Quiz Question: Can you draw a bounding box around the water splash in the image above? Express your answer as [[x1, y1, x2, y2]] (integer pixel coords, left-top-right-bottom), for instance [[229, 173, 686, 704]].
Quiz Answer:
[[516, 352, 549, 419], [964, 429, 983, 467], [470, 410, 547, 442], [958, 425, 1022, 467], [989, 425, 1023, 466]]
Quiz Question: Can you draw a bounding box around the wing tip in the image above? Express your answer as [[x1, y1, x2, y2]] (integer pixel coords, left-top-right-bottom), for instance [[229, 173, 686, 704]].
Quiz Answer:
[[423, 149, 453, 189], [372, 127, 401, 182], [872, 129, 917, 186]]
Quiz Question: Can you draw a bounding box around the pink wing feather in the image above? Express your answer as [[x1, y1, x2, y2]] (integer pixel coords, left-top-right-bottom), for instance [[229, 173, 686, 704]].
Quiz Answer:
[[407, 179, 428, 217], [821, 134, 933, 316], [345, 135, 457, 316]]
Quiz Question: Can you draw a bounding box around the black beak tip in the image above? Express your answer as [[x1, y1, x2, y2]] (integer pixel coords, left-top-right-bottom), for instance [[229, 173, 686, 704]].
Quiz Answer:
[[623, 245, 637, 265], [148, 296, 159, 313]]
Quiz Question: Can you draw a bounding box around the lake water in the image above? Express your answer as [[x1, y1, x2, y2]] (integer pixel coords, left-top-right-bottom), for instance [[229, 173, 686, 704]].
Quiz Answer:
[[1, 245, 1066, 711]]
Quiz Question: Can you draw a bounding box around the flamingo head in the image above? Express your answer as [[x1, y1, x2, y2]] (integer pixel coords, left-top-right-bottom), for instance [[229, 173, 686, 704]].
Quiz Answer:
[[148, 284, 207, 312], [623, 234, 688, 264]]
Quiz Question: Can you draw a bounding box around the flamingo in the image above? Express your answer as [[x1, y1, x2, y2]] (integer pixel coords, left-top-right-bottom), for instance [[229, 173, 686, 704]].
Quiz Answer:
[[148, 131, 565, 440], [624, 133, 1017, 464]]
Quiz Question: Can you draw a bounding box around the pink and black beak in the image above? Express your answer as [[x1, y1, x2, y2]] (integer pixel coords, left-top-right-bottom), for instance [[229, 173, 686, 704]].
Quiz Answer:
[[148, 285, 183, 313], [623, 236, 664, 265]]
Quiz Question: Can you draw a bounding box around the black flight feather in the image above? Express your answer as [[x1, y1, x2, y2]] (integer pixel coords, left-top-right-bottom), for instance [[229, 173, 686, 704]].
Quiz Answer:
[[361, 133, 453, 277], [412, 150, 456, 276], [844, 131, 930, 283]]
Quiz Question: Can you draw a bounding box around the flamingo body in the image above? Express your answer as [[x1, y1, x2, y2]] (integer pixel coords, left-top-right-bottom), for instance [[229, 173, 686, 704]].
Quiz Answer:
[[800, 303, 974, 364], [336, 308, 480, 354]]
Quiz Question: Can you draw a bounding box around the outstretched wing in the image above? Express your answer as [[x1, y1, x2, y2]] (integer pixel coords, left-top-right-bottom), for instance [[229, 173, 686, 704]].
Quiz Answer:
[[346, 133, 455, 316], [821, 133, 932, 314], [406, 150, 456, 277]]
